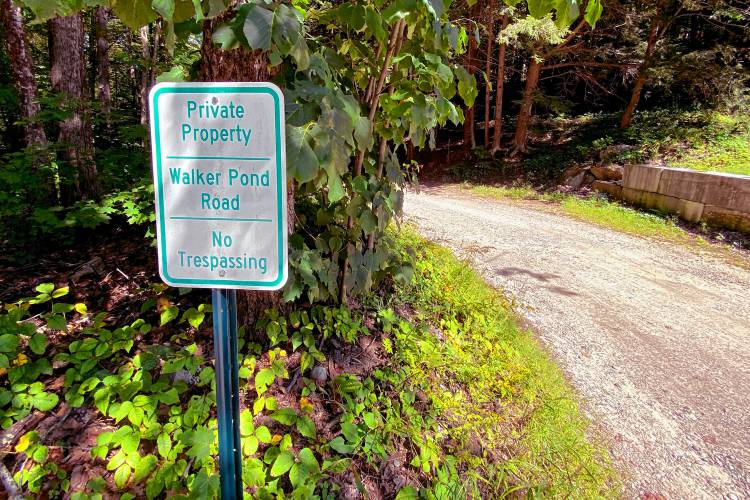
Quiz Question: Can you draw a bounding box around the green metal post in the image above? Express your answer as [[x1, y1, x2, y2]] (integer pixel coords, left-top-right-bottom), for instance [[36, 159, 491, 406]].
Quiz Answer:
[[212, 289, 243, 499]]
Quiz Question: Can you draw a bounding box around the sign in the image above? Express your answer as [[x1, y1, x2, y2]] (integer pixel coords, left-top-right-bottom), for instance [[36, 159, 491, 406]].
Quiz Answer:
[[149, 82, 288, 290]]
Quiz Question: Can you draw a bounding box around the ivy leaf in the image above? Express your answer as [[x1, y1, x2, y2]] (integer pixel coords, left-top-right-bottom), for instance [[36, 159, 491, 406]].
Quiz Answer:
[[0, 334, 19, 353], [157, 432, 172, 458], [255, 426, 272, 444], [160, 306, 179, 326], [114, 463, 131, 490], [30, 391, 59, 411], [133, 454, 158, 482], [298, 448, 320, 474], [240, 409, 255, 436], [270, 408, 297, 426], [254, 367, 275, 395], [270, 450, 295, 477], [185, 426, 215, 461], [28, 333, 47, 355], [296, 415, 316, 439], [45, 314, 67, 331]]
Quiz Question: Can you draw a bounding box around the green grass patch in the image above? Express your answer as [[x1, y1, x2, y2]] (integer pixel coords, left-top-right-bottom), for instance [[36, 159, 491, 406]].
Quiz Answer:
[[561, 196, 687, 241], [390, 228, 620, 498], [470, 184, 565, 202]]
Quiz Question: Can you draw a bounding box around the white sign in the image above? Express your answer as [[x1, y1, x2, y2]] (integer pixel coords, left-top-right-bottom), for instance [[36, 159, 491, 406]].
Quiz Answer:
[[149, 82, 288, 290]]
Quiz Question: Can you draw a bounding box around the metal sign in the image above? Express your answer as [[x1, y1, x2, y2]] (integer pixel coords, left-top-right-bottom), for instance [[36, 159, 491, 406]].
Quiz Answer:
[[150, 82, 289, 499], [149, 82, 288, 290]]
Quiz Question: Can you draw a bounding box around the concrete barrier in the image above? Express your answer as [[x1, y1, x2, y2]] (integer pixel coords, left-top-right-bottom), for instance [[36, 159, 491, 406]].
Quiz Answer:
[[618, 165, 750, 232]]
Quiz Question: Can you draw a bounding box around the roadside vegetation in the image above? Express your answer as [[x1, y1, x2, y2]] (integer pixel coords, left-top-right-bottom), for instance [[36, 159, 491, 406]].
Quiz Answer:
[[0, 228, 617, 498]]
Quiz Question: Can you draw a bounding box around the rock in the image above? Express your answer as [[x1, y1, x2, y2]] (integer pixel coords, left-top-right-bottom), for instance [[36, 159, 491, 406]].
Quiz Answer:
[[565, 170, 589, 190], [590, 164, 623, 182], [310, 364, 328, 385], [592, 180, 623, 199]]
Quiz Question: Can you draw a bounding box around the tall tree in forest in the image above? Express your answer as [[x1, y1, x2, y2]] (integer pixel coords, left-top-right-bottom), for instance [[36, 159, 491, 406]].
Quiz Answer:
[[139, 23, 161, 130], [92, 7, 111, 120], [509, 1, 602, 154], [620, 0, 681, 129], [491, 14, 509, 154], [483, 7, 494, 148], [49, 13, 101, 202], [463, 3, 480, 149], [0, 0, 46, 147]]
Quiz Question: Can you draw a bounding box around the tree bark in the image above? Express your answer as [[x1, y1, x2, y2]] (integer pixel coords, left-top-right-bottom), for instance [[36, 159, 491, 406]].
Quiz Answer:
[[93, 7, 112, 119], [139, 25, 151, 129], [49, 13, 100, 203], [483, 11, 494, 148], [200, 16, 293, 333], [0, 0, 47, 147], [491, 15, 508, 154], [620, 16, 661, 129], [511, 57, 541, 155], [462, 4, 480, 150]]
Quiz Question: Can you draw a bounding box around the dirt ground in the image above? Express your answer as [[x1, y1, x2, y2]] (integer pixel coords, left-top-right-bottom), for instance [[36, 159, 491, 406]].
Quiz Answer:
[[404, 185, 750, 499]]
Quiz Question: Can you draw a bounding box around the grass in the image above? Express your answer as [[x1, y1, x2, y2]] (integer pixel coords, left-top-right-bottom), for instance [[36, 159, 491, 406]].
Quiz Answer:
[[391, 227, 620, 498], [560, 197, 688, 241], [469, 184, 691, 242]]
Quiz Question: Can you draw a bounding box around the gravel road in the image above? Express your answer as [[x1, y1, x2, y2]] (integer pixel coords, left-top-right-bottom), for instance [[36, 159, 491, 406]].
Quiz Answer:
[[404, 185, 750, 499]]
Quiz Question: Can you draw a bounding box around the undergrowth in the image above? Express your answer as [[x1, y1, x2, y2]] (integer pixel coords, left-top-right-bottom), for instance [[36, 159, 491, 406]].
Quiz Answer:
[[0, 230, 618, 499]]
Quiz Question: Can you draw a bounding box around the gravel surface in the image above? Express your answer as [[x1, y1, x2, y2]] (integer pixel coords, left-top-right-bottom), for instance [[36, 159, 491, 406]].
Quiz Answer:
[[404, 185, 750, 499]]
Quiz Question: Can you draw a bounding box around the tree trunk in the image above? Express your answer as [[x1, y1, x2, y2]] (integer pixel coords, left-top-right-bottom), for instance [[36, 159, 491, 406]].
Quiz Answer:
[[49, 13, 100, 203], [463, 5, 480, 150], [0, 0, 47, 147], [483, 12, 494, 148], [491, 15, 508, 154], [200, 16, 293, 333], [621, 16, 661, 129], [511, 57, 541, 155], [139, 25, 151, 129], [93, 7, 111, 119]]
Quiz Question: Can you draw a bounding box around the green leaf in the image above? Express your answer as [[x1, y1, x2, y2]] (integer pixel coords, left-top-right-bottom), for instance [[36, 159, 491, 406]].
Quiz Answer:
[[270, 450, 295, 477], [133, 454, 158, 482], [157, 432, 172, 458], [51, 287, 69, 298], [0, 334, 19, 353], [111, 0, 159, 30], [255, 426, 272, 444], [254, 367, 275, 395], [286, 126, 319, 184], [296, 415, 316, 439], [395, 486, 419, 499], [584, 0, 603, 27], [156, 66, 186, 83], [121, 427, 141, 454], [28, 333, 47, 355], [186, 426, 215, 461], [298, 448, 320, 474], [242, 4, 274, 50], [74, 303, 88, 314], [160, 306, 179, 326], [455, 66, 478, 108], [30, 391, 59, 411], [328, 436, 355, 454], [35, 283, 54, 294], [114, 463, 131, 490], [528, 0, 554, 18], [240, 409, 255, 436], [159, 388, 179, 405], [270, 408, 297, 426], [45, 314, 67, 331]]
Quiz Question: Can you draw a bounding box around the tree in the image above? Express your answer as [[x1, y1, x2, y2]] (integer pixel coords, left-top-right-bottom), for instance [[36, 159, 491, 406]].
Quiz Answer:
[[491, 14, 509, 153], [49, 13, 101, 203], [92, 7, 112, 119], [0, 0, 46, 148], [621, 0, 681, 129]]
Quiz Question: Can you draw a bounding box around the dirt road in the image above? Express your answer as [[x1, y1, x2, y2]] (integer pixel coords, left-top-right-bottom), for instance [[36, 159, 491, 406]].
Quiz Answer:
[[404, 186, 750, 499]]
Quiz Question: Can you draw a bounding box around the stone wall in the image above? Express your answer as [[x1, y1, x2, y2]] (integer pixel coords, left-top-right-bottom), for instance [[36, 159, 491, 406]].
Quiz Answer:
[[617, 165, 750, 232]]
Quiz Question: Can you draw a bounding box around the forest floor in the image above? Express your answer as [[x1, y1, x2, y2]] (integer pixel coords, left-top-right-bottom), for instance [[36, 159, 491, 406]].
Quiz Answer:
[[404, 184, 750, 499]]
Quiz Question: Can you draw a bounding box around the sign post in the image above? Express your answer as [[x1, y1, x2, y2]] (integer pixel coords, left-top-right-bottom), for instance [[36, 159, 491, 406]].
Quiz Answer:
[[149, 82, 288, 499]]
